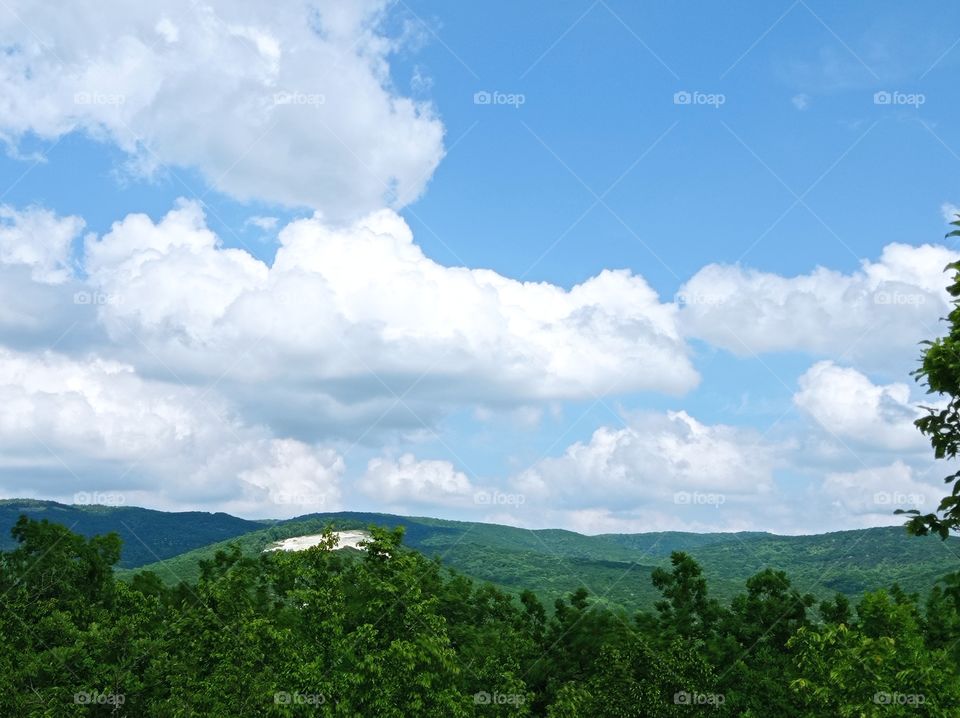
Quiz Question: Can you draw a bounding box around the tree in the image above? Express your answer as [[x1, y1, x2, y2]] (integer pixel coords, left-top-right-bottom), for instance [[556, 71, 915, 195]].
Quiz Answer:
[[716, 569, 814, 716], [901, 213, 960, 537], [546, 639, 724, 718], [649, 552, 719, 643], [790, 590, 960, 717], [819, 593, 851, 625]]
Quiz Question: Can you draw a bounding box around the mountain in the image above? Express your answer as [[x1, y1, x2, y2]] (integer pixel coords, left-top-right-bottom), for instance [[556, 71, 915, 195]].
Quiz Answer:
[[2, 500, 958, 612], [0, 499, 267, 568]]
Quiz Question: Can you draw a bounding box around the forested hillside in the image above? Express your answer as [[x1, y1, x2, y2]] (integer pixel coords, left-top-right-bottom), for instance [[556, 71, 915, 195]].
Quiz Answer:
[[2, 516, 958, 716], [4, 501, 958, 613], [102, 506, 960, 611], [0, 499, 267, 567]]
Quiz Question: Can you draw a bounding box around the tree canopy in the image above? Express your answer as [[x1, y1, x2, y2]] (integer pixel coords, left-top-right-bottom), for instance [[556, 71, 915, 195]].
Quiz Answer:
[[1, 517, 959, 716]]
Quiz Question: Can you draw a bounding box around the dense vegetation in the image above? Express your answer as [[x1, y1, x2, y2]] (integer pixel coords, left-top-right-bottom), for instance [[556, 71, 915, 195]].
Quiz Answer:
[[6, 501, 958, 614], [130, 515, 960, 613], [0, 499, 266, 567], [903, 214, 960, 537], [2, 516, 959, 716]]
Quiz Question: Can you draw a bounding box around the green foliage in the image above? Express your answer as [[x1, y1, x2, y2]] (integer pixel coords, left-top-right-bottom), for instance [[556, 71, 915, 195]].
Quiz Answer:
[[2, 502, 955, 616], [113, 510, 960, 614], [789, 590, 960, 716], [3, 516, 959, 716], [650, 551, 720, 642], [0, 498, 266, 567], [902, 212, 960, 537]]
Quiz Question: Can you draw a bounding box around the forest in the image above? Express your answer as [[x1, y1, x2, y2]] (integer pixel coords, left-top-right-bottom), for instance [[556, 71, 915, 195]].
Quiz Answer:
[[1, 514, 959, 717]]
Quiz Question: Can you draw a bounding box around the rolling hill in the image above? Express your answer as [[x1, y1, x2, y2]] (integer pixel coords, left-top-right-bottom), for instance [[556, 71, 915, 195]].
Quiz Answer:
[[0, 499, 268, 568], [2, 500, 958, 612]]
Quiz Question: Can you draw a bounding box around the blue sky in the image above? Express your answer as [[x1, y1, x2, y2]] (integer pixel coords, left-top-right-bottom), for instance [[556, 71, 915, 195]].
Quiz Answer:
[[0, 0, 957, 533]]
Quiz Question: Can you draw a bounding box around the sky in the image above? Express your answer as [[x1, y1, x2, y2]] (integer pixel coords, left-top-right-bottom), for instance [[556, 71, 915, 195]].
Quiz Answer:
[[0, 0, 959, 534]]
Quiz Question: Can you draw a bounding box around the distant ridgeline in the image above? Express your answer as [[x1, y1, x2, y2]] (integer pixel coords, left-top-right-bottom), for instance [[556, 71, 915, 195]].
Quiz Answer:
[[1, 499, 958, 612]]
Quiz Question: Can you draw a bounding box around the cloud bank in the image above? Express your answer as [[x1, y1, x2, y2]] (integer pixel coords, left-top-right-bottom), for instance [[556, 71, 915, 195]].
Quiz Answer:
[[0, 0, 444, 219]]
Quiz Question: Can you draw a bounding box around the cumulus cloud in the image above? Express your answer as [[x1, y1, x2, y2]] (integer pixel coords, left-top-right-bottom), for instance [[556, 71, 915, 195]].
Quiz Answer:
[[0, 195, 950, 529], [80, 200, 697, 437], [356, 416, 787, 529], [820, 461, 936, 527], [0, 205, 84, 283], [85, 199, 269, 341], [794, 361, 925, 452], [516, 411, 778, 509], [0, 347, 343, 517], [360, 453, 477, 508], [0, 0, 444, 219], [512, 506, 801, 535], [678, 243, 957, 368], [0, 266, 106, 354], [236, 439, 342, 515], [0, 204, 106, 353]]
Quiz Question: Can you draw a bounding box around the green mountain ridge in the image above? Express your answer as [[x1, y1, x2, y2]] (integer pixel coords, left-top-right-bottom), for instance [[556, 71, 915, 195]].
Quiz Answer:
[[0, 499, 268, 567], [2, 500, 957, 612]]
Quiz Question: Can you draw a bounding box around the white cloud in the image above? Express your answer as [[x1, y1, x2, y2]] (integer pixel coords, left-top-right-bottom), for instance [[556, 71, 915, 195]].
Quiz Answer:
[[486, 403, 939, 532], [820, 461, 936, 527], [550, 506, 809, 535], [516, 410, 778, 509], [0, 203, 109, 353], [245, 215, 279, 232], [410, 66, 434, 94], [794, 361, 925, 452], [0, 198, 951, 529], [360, 453, 476, 508], [679, 242, 957, 368], [791, 93, 810, 110], [85, 199, 269, 340], [0, 205, 84, 283], [475, 507, 713, 534], [0, 347, 343, 517], [0, 0, 444, 219], [236, 439, 342, 515], [81, 200, 697, 435], [347, 408, 795, 531], [942, 203, 960, 223], [0, 265, 105, 353]]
